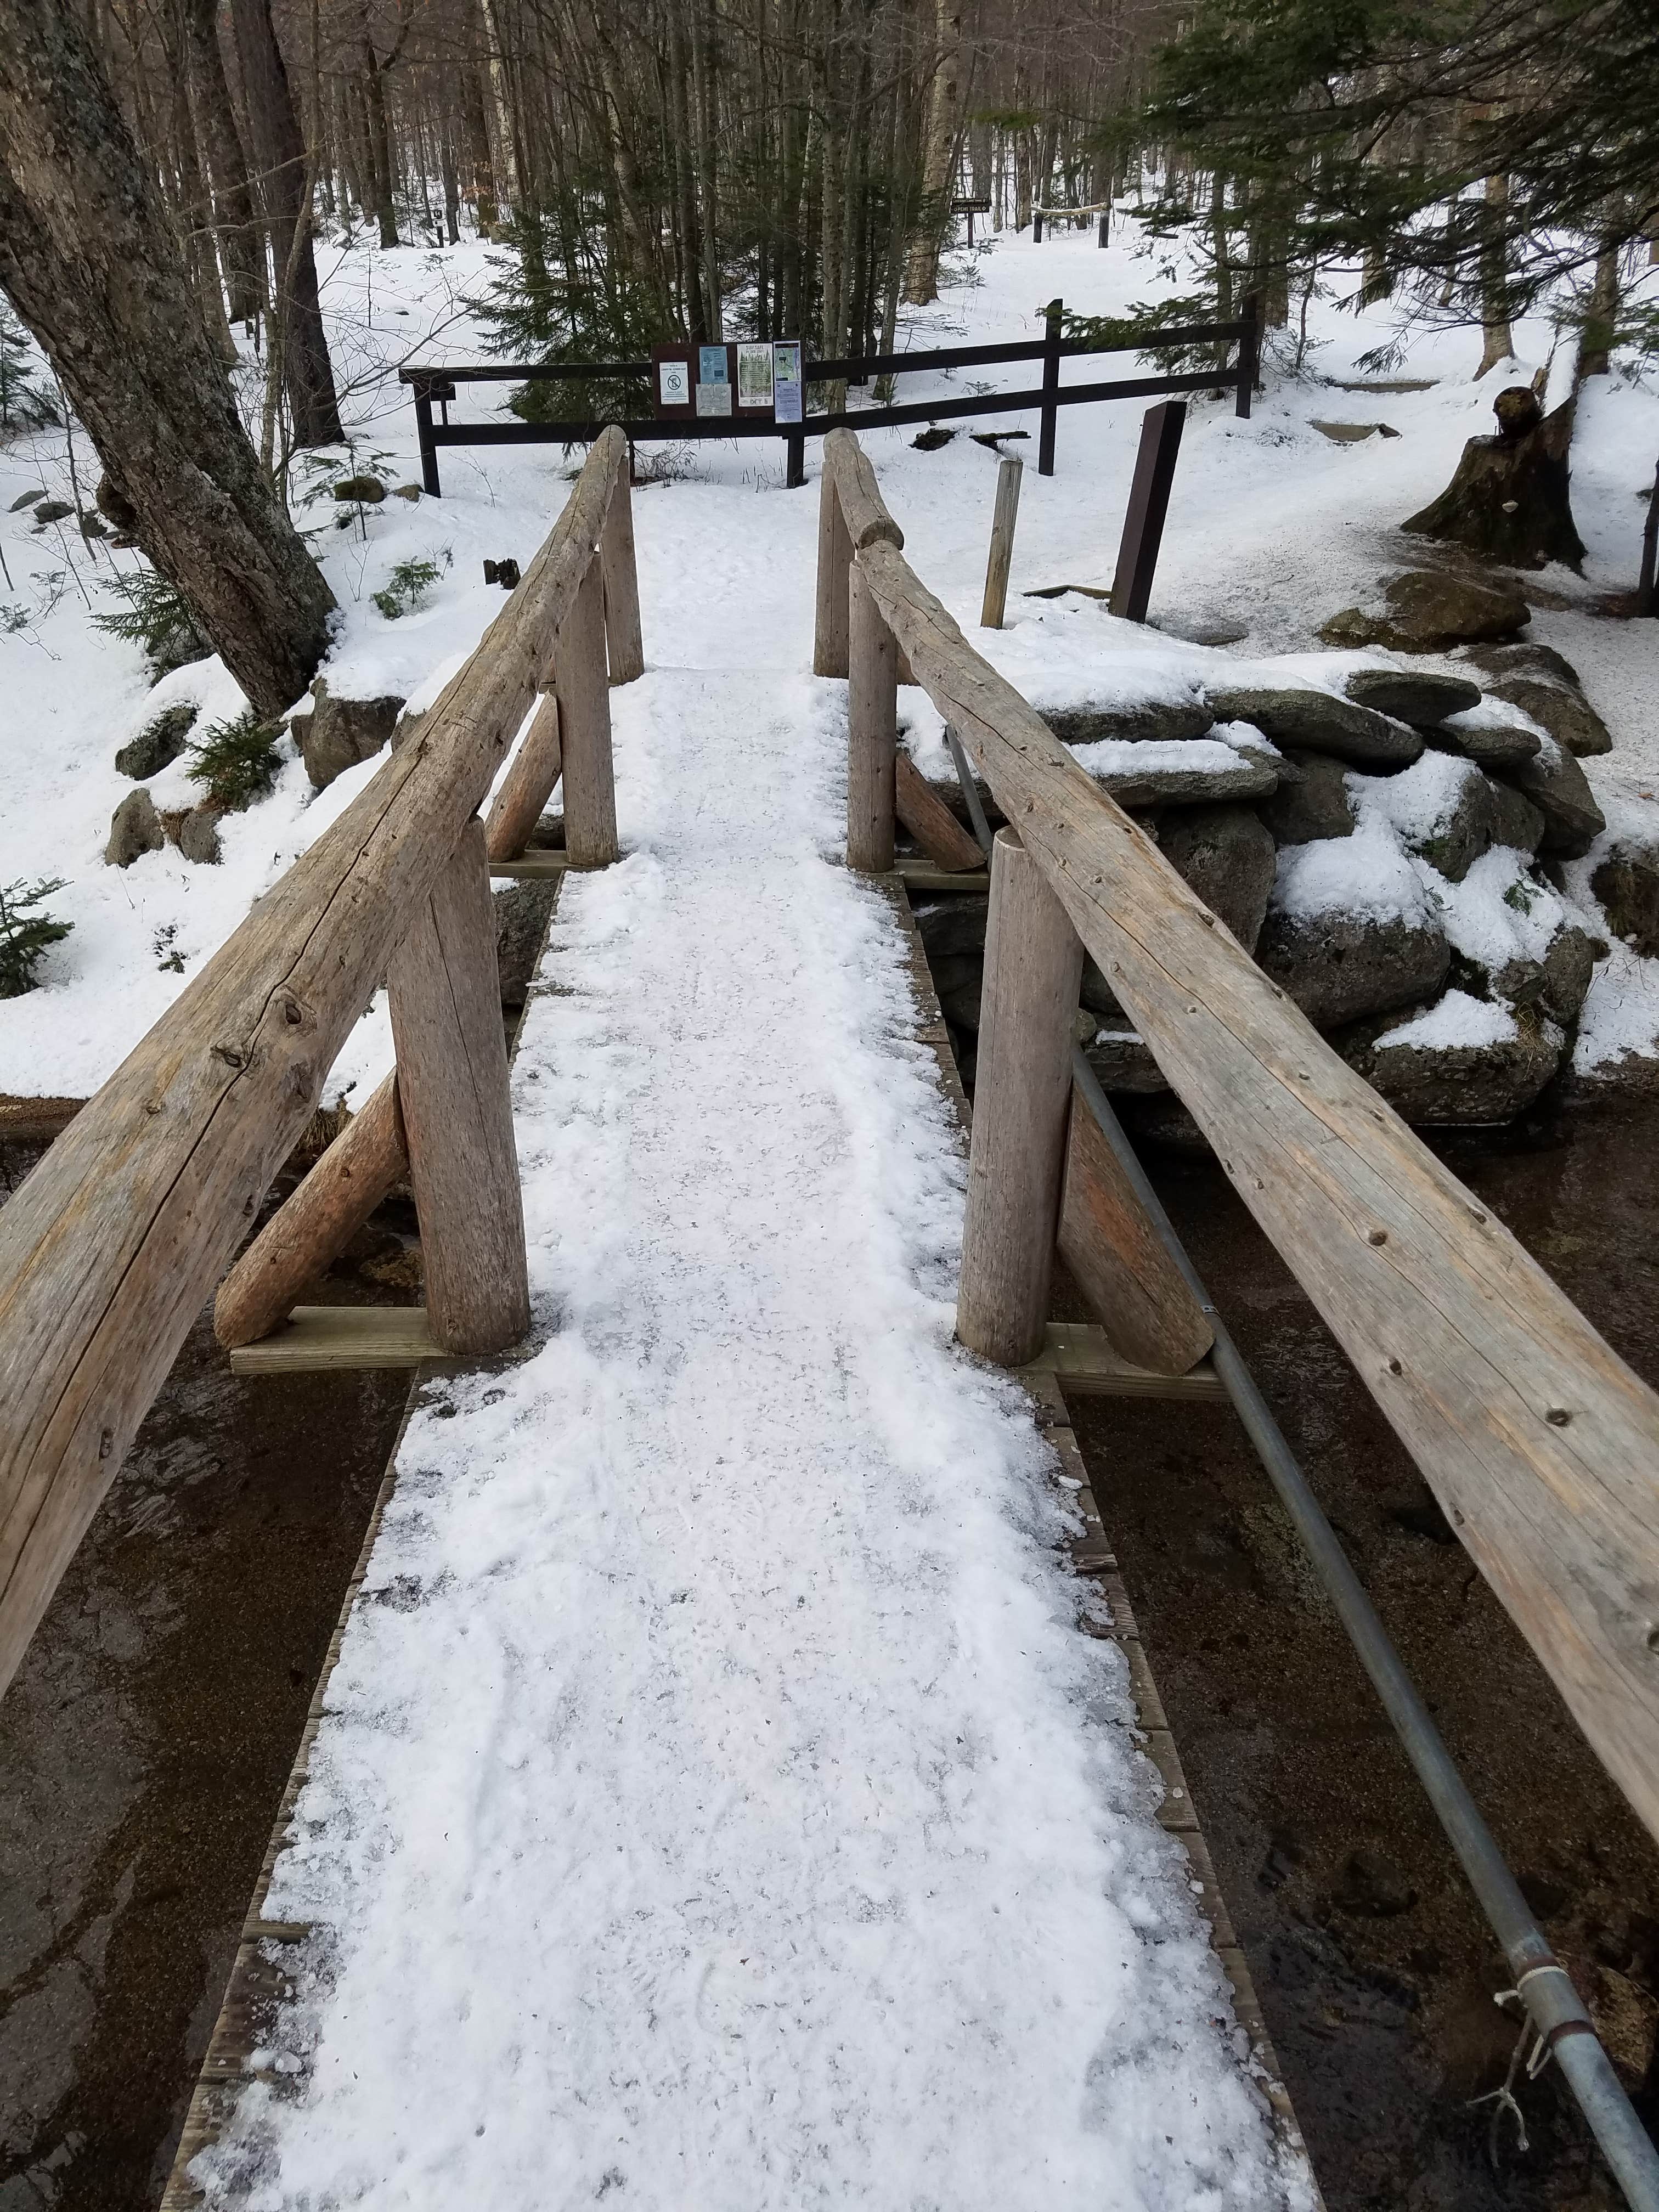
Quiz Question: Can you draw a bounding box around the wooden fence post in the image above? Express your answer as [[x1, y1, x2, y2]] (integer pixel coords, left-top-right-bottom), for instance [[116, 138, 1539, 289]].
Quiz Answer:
[[813, 464, 853, 676], [556, 558, 619, 867], [847, 563, 897, 872], [484, 694, 561, 861], [956, 827, 1084, 1364], [1097, 211, 1109, 249], [599, 469, 645, 684], [1032, 209, 1045, 245], [1639, 452, 1658, 616], [387, 818, 530, 1355], [1038, 300, 1061, 476], [979, 453, 1024, 629], [1235, 294, 1261, 421], [786, 431, 806, 490], [1109, 400, 1186, 623], [413, 380, 441, 496]]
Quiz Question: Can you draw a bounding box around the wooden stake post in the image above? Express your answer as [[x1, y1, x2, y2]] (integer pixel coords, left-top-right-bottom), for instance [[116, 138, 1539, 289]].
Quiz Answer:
[[556, 558, 619, 867], [1109, 400, 1186, 623], [980, 454, 1024, 629], [847, 564, 897, 872], [956, 828, 1084, 1365], [387, 819, 531, 1355]]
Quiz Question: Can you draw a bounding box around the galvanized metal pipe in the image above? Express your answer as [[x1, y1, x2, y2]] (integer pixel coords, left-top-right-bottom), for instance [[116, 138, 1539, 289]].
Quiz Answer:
[[1068, 1046, 1659, 2211]]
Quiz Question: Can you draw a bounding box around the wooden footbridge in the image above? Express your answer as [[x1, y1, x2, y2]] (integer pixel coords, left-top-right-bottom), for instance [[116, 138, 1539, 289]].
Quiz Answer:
[[2, 425, 1657, 2204]]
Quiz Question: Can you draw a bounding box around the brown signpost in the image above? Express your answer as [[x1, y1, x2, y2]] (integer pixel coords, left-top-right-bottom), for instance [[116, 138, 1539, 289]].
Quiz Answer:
[[1109, 399, 1187, 623]]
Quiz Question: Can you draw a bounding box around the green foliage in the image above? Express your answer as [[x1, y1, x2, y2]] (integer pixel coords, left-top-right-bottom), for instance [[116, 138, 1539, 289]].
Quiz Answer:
[[0, 303, 59, 438], [371, 553, 445, 620], [0, 877, 72, 998], [92, 565, 208, 680], [479, 211, 662, 425], [187, 709, 285, 811], [1060, 295, 1227, 375]]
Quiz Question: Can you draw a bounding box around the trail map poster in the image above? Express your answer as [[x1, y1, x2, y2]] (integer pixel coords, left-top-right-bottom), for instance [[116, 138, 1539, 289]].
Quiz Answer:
[[737, 342, 775, 410], [772, 340, 803, 425]]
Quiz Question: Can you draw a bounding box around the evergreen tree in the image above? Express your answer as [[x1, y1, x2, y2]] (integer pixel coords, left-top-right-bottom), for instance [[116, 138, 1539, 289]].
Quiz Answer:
[[0, 298, 59, 436]]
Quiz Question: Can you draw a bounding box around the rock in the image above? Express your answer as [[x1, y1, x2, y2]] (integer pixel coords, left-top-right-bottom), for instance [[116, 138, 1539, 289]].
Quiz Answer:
[[1458, 639, 1579, 687], [1497, 740, 1605, 859], [1071, 744, 1278, 808], [1258, 750, 1355, 845], [296, 678, 406, 791], [1424, 708, 1540, 769], [31, 499, 75, 528], [9, 488, 41, 512], [1368, 754, 1492, 883], [1204, 684, 1420, 766], [1591, 845, 1659, 955], [493, 880, 558, 1009], [1321, 569, 1530, 652], [1083, 1028, 1168, 1094], [1333, 1849, 1416, 1918], [332, 474, 387, 503], [1042, 699, 1214, 746], [1343, 668, 1481, 725], [1079, 956, 1124, 1019], [1156, 804, 1277, 951], [932, 951, 984, 1031], [1339, 994, 1562, 1123], [1484, 776, 1547, 855], [1311, 420, 1400, 442], [1481, 672, 1612, 758], [105, 788, 165, 867], [912, 425, 955, 451], [174, 804, 222, 865], [913, 896, 988, 964], [114, 703, 195, 780], [1117, 1092, 1211, 1155], [392, 483, 424, 501], [1538, 926, 1599, 1025], [526, 810, 565, 850], [1257, 902, 1450, 1028]]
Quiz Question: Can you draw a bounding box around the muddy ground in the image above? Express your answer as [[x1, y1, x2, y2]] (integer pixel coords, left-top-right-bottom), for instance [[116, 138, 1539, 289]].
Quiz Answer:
[[1, 1088, 1656, 2209]]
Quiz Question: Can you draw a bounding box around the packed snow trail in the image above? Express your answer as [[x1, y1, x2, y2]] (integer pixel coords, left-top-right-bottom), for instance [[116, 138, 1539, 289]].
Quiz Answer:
[[198, 669, 1306, 2210]]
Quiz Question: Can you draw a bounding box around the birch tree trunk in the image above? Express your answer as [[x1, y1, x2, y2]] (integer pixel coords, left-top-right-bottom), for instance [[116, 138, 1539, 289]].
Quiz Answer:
[[901, 0, 960, 304], [1476, 171, 1515, 376]]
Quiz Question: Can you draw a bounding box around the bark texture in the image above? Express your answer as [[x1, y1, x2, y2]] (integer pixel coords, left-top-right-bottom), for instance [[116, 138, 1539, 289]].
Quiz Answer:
[[0, 0, 336, 713], [182, 0, 266, 326], [229, 0, 343, 448], [1403, 396, 1587, 572]]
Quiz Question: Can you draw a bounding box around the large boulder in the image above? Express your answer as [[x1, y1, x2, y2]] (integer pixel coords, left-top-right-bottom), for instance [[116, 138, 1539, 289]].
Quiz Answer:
[[1042, 699, 1214, 745], [1496, 740, 1605, 859], [494, 880, 559, 1010], [1083, 1027, 1168, 1094], [1479, 672, 1611, 758], [1258, 750, 1355, 845], [159, 803, 223, 865], [1355, 752, 1492, 883], [1344, 667, 1481, 726], [1156, 803, 1277, 951], [1485, 776, 1547, 855], [1204, 684, 1421, 766], [1591, 844, 1659, 956], [1322, 569, 1530, 652], [105, 788, 166, 867], [115, 703, 195, 780], [1458, 639, 1579, 686], [1425, 702, 1541, 769], [1257, 831, 1449, 1025], [1340, 993, 1562, 1124], [1065, 732, 1279, 808], [296, 678, 406, 791]]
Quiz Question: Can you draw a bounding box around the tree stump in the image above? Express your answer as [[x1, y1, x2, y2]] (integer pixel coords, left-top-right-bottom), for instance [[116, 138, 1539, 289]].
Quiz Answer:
[[1403, 391, 1585, 572]]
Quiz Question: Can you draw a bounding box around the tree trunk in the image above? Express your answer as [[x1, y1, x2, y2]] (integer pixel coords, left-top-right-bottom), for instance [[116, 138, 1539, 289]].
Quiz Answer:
[[0, 0, 336, 713], [1576, 238, 1621, 381], [1476, 171, 1514, 377], [362, 35, 400, 248], [461, 50, 498, 232], [229, 0, 342, 448], [1403, 396, 1586, 573], [180, 0, 264, 328], [901, 0, 960, 305]]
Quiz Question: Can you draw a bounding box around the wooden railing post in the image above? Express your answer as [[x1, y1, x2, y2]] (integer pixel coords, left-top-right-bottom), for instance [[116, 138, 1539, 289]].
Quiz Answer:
[[813, 463, 852, 677], [387, 817, 529, 1355], [600, 466, 645, 684], [956, 826, 1084, 1365], [484, 694, 560, 861], [979, 453, 1023, 629], [1235, 293, 1260, 421], [556, 558, 619, 867], [847, 563, 896, 872], [1037, 299, 1062, 476]]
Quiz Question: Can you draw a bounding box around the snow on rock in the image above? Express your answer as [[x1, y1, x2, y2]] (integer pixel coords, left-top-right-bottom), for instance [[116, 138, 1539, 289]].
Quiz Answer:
[[1377, 989, 1519, 1052], [1270, 816, 1431, 927], [190, 668, 1310, 2210]]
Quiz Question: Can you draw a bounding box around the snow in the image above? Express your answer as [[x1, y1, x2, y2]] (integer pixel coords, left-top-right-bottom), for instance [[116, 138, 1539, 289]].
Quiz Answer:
[[190, 665, 1309, 2210], [1270, 817, 1432, 926], [1350, 749, 1482, 848], [1377, 990, 1519, 1052], [5, 218, 1659, 1102]]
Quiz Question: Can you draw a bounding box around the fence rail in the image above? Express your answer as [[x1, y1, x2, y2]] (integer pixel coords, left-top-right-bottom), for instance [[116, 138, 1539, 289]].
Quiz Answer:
[[0, 425, 640, 1702], [398, 299, 1260, 493]]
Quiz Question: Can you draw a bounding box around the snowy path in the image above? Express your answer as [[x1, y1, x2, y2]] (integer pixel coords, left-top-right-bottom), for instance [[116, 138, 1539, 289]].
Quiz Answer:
[[196, 669, 1305, 2210]]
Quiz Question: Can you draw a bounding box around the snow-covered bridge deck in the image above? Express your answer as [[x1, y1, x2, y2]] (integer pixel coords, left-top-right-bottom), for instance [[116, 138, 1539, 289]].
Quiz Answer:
[[159, 664, 1307, 2208]]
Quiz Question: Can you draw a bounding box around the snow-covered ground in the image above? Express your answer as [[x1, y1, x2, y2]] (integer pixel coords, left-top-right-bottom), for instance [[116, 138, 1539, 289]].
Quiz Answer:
[[191, 667, 1310, 2208], [3, 216, 1657, 1101]]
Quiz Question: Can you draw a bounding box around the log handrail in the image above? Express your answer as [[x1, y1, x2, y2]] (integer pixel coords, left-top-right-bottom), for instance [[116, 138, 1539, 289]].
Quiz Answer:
[[825, 429, 1659, 1846], [0, 424, 634, 1700]]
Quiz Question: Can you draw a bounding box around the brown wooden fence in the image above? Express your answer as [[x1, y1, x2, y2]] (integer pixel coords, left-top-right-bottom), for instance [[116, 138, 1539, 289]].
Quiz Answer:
[[815, 425, 1659, 1848], [0, 425, 641, 1702]]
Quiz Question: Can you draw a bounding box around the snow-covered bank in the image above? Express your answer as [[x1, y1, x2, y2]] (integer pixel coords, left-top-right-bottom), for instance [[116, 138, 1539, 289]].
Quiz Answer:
[[191, 668, 1310, 2210]]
